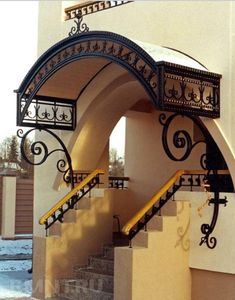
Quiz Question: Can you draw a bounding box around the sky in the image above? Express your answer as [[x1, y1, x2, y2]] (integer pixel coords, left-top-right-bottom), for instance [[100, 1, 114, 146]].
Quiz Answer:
[[0, 1, 38, 143]]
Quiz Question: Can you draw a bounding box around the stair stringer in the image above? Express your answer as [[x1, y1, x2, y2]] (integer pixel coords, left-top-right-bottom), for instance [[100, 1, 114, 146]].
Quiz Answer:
[[32, 189, 114, 299], [114, 200, 191, 300]]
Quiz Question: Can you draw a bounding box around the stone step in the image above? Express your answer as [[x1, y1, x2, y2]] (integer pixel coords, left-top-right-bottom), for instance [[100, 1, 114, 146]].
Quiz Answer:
[[74, 268, 113, 293], [161, 200, 177, 216], [59, 279, 113, 299], [89, 255, 114, 274]]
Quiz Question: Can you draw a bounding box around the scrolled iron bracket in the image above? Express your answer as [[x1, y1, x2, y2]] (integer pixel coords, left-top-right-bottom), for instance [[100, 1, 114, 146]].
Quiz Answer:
[[199, 192, 227, 249], [159, 113, 207, 168], [159, 113, 229, 249], [17, 127, 74, 189]]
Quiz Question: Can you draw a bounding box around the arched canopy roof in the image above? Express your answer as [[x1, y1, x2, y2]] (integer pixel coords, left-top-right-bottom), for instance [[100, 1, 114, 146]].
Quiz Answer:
[[15, 31, 221, 130]]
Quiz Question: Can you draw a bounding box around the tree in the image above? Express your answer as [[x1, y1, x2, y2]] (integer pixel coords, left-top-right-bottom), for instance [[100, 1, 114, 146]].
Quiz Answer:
[[8, 135, 19, 162], [0, 136, 11, 160], [0, 135, 34, 178], [109, 148, 124, 177]]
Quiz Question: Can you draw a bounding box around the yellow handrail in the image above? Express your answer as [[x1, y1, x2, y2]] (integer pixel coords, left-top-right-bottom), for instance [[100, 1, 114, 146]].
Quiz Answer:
[[122, 169, 229, 236], [39, 169, 105, 225]]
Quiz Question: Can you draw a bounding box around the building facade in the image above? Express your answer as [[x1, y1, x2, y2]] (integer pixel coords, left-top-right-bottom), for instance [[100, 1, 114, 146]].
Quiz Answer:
[[16, 1, 235, 299]]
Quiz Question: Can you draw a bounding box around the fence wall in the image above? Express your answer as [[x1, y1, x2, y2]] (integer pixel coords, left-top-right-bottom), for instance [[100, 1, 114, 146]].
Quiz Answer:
[[0, 177, 2, 235], [0, 176, 33, 238], [15, 178, 33, 235]]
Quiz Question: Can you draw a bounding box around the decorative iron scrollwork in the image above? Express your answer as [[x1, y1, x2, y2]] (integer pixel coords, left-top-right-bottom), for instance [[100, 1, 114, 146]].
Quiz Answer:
[[163, 74, 218, 111], [19, 96, 76, 130], [199, 194, 228, 249], [68, 11, 89, 36], [159, 113, 207, 168], [159, 113, 230, 249], [157, 61, 221, 118], [199, 170, 228, 249], [17, 127, 74, 189]]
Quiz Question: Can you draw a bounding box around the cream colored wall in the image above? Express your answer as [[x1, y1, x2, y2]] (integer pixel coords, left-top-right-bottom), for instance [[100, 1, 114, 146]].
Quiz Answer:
[[110, 189, 137, 231], [191, 268, 235, 300], [115, 201, 191, 300], [125, 110, 205, 208], [175, 191, 235, 274], [38, 1, 63, 56]]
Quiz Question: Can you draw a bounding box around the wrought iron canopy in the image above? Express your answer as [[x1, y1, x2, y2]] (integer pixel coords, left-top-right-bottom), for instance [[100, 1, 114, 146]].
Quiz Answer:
[[15, 31, 221, 131]]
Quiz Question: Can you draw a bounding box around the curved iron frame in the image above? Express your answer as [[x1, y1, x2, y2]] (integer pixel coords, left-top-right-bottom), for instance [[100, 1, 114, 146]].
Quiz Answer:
[[159, 113, 228, 249], [17, 127, 74, 189], [16, 31, 158, 129], [15, 31, 220, 131]]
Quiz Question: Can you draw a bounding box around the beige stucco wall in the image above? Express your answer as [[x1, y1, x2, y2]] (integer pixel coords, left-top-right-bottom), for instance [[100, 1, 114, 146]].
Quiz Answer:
[[175, 191, 235, 274], [115, 200, 191, 300], [125, 110, 205, 208], [191, 268, 235, 300]]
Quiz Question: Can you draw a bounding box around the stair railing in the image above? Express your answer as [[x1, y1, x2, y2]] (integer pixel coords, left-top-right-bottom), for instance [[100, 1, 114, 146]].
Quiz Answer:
[[39, 169, 104, 232], [71, 171, 129, 189], [122, 169, 220, 243]]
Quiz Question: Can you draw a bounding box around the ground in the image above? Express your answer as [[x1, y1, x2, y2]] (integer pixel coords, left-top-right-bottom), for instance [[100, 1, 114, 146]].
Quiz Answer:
[[0, 238, 32, 299]]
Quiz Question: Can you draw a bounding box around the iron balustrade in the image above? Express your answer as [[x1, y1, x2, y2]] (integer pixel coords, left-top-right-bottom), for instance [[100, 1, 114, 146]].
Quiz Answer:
[[69, 171, 129, 189], [68, 170, 91, 186], [39, 169, 104, 233], [122, 170, 229, 249], [109, 176, 129, 189]]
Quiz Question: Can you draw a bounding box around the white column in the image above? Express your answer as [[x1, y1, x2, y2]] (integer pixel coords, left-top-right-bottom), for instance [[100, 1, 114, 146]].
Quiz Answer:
[[1, 176, 16, 239]]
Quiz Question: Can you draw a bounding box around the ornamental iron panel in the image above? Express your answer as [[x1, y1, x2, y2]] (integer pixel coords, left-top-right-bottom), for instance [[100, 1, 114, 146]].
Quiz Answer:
[[157, 61, 221, 118], [17, 95, 76, 130]]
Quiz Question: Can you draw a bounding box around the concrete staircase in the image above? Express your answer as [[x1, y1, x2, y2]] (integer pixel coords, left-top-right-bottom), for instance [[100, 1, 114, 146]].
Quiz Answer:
[[52, 201, 180, 300], [56, 244, 116, 299], [45, 198, 190, 300]]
